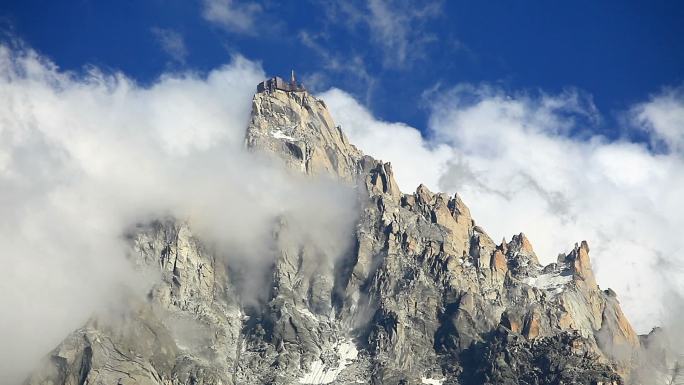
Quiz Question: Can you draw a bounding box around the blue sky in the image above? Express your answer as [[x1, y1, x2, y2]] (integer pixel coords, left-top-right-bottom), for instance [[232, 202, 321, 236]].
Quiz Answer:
[[2, 0, 682, 137]]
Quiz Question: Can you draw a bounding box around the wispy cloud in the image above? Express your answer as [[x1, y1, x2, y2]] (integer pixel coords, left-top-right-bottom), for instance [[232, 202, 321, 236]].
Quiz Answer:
[[298, 30, 377, 103], [201, 0, 263, 34], [321, 0, 444, 68], [151, 27, 188, 64], [632, 86, 684, 154], [367, 0, 442, 67]]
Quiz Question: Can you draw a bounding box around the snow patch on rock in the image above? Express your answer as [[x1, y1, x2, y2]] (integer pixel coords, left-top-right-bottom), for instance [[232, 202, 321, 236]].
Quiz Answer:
[[271, 129, 296, 141], [298, 340, 358, 384], [525, 272, 573, 295], [297, 307, 319, 322], [421, 377, 444, 385]]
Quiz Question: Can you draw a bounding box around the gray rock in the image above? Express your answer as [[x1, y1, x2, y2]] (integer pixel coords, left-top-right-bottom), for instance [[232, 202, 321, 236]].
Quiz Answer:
[[26, 81, 656, 385]]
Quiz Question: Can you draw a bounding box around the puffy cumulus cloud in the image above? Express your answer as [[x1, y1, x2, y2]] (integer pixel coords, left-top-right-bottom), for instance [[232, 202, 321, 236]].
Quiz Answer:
[[320, 88, 452, 189], [0, 44, 358, 382], [431, 86, 684, 333], [322, 85, 684, 334]]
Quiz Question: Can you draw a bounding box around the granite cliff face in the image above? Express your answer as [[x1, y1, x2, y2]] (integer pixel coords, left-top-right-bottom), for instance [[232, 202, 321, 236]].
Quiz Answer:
[[24, 83, 671, 385]]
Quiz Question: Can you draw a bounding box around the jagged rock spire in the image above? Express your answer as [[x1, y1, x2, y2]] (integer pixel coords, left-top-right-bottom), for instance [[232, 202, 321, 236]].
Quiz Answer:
[[245, 82, 363, 181]]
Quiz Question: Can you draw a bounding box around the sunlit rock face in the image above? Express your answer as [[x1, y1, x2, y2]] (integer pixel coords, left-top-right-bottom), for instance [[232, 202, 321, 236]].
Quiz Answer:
[[245, 88, 362, 181], [26, 81, 661, 385]]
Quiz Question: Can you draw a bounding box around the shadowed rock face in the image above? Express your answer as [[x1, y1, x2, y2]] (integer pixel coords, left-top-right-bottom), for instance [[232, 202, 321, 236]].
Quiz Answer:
[[26, 85, 651, 385]]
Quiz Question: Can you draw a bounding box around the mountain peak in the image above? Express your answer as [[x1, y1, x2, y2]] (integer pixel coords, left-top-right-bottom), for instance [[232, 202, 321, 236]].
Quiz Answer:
[[246, 81, 363, 181], [27, 79, 665, 385]]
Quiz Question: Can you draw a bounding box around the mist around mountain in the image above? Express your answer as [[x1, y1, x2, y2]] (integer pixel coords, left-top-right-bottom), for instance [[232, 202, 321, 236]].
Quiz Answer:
[[1, 43, 684, 385]]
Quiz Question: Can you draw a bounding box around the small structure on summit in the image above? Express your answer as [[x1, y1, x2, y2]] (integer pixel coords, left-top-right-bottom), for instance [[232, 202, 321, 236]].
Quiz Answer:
[[257, 70, 306, 93]]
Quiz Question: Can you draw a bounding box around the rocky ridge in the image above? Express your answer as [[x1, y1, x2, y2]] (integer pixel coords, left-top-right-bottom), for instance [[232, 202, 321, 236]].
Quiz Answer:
[[24, 83, 662, 385]]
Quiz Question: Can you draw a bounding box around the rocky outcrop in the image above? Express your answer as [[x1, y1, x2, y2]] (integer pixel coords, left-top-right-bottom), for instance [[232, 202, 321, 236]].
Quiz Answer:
[[245, 89, 362, 181], [26, 82, 650, 385], [463, 327, 622, 385]]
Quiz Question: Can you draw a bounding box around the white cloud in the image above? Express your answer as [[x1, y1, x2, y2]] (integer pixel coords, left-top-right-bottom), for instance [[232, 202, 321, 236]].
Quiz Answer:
[[323, 85, 684, 334], [201, 0, 263, 34], [366, 0, 441, 67], [321, 88, 451, 188], [3, 34, 683, 382], [0, 44, 357, 382], [151, 27, 188, 64], [632, 86, 684, 154], [299, 31, 377, 103]]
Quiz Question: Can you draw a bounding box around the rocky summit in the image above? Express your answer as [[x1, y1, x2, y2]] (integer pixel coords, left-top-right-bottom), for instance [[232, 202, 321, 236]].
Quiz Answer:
[[24, 80, 678, 385]]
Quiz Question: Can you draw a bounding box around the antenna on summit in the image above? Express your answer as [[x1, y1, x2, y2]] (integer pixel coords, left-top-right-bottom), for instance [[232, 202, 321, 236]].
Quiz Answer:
[[256, 70, 306, 93]]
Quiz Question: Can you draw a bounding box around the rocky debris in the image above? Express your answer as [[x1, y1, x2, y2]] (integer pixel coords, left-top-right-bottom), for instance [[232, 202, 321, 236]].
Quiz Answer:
[[26, 81, 653, 385], [461, 327, 623, 385]]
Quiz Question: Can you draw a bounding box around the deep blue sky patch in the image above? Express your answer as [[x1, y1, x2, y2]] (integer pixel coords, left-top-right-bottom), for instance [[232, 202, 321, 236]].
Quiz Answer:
[[1, 0, 682, 137]]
